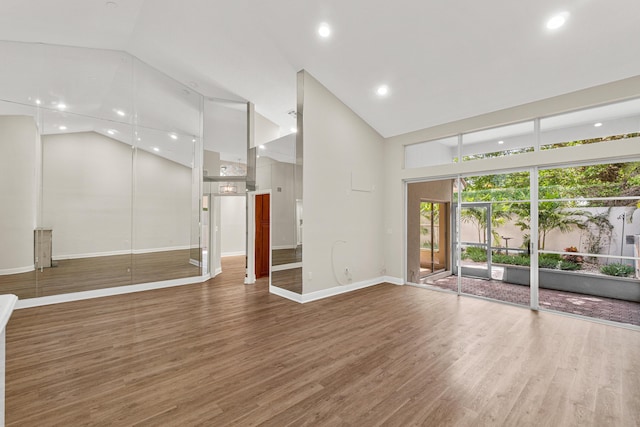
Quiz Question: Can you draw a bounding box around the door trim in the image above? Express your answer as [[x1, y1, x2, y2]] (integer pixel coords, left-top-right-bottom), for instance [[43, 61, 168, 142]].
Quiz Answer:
[[246, 190, 271, 285]]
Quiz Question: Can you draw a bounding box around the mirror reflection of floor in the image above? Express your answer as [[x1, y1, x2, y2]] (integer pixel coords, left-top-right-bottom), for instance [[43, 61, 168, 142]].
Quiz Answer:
[[271, 268, 302, 294], [272, 246, 302, 266], [0, 249, 201, 299]]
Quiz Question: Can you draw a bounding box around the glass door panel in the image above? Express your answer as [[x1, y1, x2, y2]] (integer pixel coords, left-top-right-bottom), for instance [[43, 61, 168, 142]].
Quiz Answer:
[[456, 203, 491, 279], [419, 201, 448, 280]]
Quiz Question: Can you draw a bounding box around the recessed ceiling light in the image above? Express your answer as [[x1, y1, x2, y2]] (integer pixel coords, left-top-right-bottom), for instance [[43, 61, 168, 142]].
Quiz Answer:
[[107, 129, 116, 135], [547, 12, 568, 30], [58, 125, 67, 131], [594, 122, 603, 127], [192, 138, 196, 142], [105, 1, 118, 8], [56, 103, 67, 110], [137, 137, 142, 141], [290, 127, 297, 133], [498, 140, 505, 145], [35, 99, 42, 105], [257, 155, 260, 159], [259, 145, 265, 149], [115, 109, 126, 117], [376, 85, 389, 96], [318, 23, 331, 38], [169, 134, 178, 140], [153, 147, 160, 152]]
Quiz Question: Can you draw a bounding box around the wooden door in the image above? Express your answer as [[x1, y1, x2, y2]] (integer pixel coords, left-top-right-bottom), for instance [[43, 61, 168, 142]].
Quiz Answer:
[[255, 194, 270, 279]]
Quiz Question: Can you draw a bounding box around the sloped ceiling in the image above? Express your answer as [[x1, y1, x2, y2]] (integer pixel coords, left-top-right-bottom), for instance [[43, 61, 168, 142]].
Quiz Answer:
[[1, 0, 640, 137]]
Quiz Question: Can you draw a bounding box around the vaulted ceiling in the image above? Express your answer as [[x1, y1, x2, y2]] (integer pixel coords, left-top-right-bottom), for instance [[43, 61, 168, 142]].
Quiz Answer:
[[1, 0, 639, 138]]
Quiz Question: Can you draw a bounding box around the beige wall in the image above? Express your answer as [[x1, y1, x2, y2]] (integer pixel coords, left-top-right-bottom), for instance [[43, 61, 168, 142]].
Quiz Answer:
[[383, 75, 640, 280], [301, 71, 385, 293]]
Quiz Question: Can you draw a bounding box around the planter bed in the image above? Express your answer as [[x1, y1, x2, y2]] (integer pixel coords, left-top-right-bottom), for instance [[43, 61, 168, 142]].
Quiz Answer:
[[500, 264, 640, 303]]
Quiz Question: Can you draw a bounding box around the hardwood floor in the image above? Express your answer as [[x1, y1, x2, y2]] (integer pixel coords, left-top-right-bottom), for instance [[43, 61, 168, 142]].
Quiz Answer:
[[0, 250, 201, 299], [6, 256, 640, 426]]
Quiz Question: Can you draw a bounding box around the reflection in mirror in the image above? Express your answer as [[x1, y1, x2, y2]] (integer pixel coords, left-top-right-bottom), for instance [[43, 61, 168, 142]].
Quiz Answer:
[[258, 132, 303, 294], [0, 41, 203, 299], [203, 98, 250, 277]]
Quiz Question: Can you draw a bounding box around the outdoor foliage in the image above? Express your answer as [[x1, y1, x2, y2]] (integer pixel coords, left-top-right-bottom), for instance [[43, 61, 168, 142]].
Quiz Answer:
[[492, 253, 581, 270], [463, 246, 487, 262], [600, 263, 635, 277], [457, 158, 640, 253]]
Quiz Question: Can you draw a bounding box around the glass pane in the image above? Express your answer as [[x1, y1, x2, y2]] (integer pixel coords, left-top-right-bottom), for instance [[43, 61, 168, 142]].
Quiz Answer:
[[132, 127, 201, 284], [540, 98, 640, 150], [404, 136, 457, 169], [537, 162, 640, 326], [462, 121, 534, 161], [0, 102, 40, 299], [38, 109, 134, 296], [134, 58, 200, 137], [41, 44, 133, 125], [204, 99, 248, 178], [453, 171, 531, 307]]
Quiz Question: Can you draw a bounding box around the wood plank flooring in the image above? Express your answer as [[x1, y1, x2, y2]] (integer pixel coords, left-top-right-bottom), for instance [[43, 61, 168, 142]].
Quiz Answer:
[[6, 256, 640, 426]]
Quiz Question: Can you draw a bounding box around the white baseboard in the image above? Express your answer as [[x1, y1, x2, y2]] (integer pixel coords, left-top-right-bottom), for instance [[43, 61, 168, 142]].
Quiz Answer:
[[222, 251, 245, 257], [15, 274, 211, 309], [382, 276, 404, 285], [0, 265, 35, 276], [214, 267, 222, 276], [269, 276, 399, 304], [300, 277, 384, 303], [269, 285, 303, 303]]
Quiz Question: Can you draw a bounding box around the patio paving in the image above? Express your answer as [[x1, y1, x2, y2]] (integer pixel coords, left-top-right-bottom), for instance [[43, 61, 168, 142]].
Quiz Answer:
[[427, 275, 640, 327]]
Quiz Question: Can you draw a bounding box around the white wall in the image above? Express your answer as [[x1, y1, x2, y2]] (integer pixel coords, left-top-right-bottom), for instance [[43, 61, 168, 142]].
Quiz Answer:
[[42, 131, 191, 259], [0, 116, 38, 274], [383, 75, 640, 280], [220, 196, 246, 256], [301, 71, 385, 293]]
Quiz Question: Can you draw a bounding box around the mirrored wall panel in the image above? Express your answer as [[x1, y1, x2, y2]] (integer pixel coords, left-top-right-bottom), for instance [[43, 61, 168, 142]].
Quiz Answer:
[[0, 41, 203, 299], [258, 132, 303, 294]]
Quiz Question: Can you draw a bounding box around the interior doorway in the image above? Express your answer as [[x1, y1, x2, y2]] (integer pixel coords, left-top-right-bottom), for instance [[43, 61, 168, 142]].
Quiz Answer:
[[406, 180, 453, 284], [255, 193, 270, 279]]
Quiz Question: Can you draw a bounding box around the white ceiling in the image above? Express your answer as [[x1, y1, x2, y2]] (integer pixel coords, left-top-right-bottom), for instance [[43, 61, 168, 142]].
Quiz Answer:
[[1, 0, 640, 138]]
